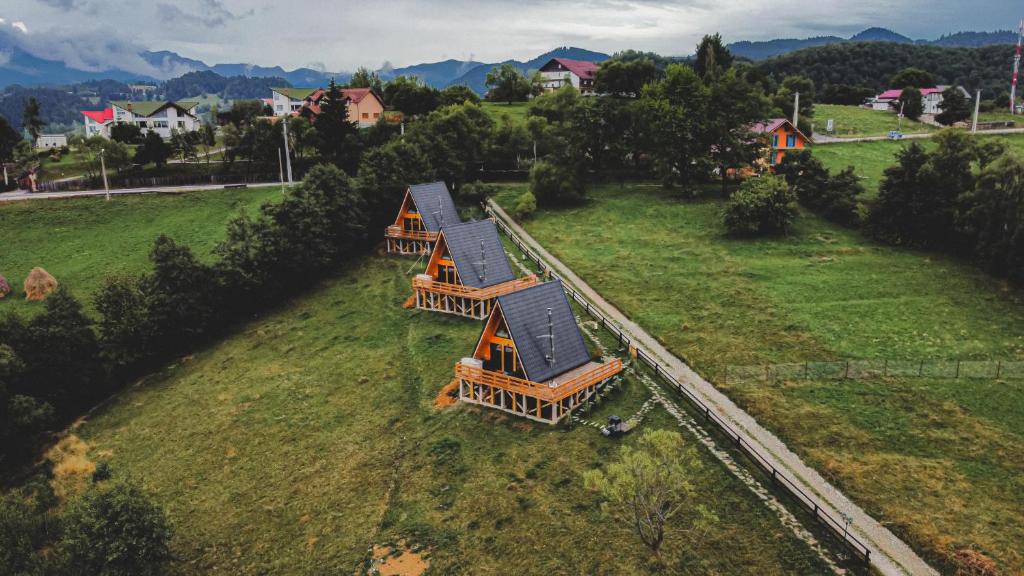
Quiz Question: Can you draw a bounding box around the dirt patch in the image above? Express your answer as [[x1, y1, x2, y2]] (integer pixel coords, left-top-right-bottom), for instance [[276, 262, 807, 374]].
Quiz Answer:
[[367, 541, 429, 576], [47, 434, 95, 500], [433, 380, 459, 408]]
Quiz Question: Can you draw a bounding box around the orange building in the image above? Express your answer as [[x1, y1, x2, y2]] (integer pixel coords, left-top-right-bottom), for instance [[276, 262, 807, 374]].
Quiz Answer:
[[454, 281, 623, 424], [750, 118, 810, 168]]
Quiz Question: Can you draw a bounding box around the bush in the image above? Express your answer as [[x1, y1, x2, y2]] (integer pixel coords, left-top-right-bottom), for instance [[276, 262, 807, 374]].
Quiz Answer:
[[0, 492, 51, 575], [59, 480, 172, 576], [511, 191, 537, 221], [457, 180, 498, 206], [529, 160, 586, 207], [722, 175, 798, 236]]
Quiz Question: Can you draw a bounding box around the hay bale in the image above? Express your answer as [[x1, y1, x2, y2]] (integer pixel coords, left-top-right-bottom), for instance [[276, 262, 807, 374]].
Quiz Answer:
[[24, 267, 58, 301], [0, 275, 10, 299]]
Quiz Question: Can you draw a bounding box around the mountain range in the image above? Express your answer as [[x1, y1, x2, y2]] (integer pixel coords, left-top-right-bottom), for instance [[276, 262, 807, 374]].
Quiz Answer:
[[0, 27, 1018, 92], [727, 27, 1019, 60]]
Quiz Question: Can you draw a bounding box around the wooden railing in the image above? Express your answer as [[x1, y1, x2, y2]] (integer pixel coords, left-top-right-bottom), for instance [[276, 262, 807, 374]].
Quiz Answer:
[[413, 275, 537, 300], [455, 358, 623, 402], [385, 225, 437, 242]]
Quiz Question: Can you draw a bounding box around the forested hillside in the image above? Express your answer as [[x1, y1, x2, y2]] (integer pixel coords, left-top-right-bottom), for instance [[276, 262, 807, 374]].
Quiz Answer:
[[756, 42, 1017, 97]]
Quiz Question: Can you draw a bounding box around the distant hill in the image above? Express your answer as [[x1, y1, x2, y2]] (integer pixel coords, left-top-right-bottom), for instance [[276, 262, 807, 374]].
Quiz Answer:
[[383, 59, 485, 88], [729, 27, 1019, 61], [446, 47, 610, 95]]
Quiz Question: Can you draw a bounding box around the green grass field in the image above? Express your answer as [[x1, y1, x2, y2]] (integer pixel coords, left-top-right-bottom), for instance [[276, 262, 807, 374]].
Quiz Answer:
[[481, 101, 530, 125], [53, 256, 840, 575], [495, 183, 1024, 573], [0, 187, 283, 316], [815, 104, 935, 138], [815, 132, 1024, 198]]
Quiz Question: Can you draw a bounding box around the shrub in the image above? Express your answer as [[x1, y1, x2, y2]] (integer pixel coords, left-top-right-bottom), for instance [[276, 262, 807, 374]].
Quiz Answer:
[[529, 160, 585, 206], [95, 275, 151, 372], [511, 191, 537, 221], [821, 167, 863, 226], [91, 461, 112, 483], [456, 180, 498, 206], [0, 492, 51, 575], [58, 480, 172, 576], [722, 175, 798, 236]]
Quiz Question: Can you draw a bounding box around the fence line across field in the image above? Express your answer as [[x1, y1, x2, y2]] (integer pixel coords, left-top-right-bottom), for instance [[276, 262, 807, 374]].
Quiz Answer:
[[725, 359, 1024, 383], [485, 205, 874, 567]]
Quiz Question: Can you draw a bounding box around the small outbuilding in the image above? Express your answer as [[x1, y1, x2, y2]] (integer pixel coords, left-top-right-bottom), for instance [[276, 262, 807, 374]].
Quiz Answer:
[[385, 181, 460, 255], [409, 219, 537, 319], [454, 280, 623, 424], [750, 118, 810, 168]]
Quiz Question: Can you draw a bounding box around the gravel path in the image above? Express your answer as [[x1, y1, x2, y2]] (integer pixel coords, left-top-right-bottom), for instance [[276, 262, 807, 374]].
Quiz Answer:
[[488, 199, 938, 576]]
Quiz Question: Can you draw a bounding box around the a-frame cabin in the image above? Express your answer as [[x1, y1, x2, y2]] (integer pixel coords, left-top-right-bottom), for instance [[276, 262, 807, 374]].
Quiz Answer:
[[455, 281, 623, 424], [410, 219, 537, 319], [384, 181, 460, 255]]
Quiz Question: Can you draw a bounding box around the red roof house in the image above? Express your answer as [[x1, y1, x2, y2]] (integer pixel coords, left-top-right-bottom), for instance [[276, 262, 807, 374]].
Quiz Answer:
[[538, 58, 599, 94]]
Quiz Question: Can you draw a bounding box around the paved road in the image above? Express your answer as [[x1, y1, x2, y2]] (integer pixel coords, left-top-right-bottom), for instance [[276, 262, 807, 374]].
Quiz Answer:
[[814, 126, 1024, 144], [488, 199, 938, 576], [0, 181, 292, 203]]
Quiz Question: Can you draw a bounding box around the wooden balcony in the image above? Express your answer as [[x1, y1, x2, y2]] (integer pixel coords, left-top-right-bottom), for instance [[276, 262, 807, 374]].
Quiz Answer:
[[384, 225, 437, 255], [455, 358, 624, 423], [411, 275, 537, 319]]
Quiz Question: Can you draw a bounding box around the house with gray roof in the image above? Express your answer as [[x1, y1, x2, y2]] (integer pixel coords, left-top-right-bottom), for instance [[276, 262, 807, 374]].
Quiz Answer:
[[385, 181, 461, 255]]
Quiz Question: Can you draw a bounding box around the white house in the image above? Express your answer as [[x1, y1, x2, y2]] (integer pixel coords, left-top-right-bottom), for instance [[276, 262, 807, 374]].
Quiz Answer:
[[867, 86, 971, 115], [109, 100, 201, 139], [81, 108, 114, 138], [271, 87, 315, 116], [537, 58, 599, 94], [34, 134, 68, 150]]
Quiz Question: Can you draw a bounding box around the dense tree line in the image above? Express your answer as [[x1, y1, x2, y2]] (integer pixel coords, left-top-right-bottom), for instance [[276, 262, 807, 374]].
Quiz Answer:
[[162, 71, 289, 101], [756, 42, 1018, 100]]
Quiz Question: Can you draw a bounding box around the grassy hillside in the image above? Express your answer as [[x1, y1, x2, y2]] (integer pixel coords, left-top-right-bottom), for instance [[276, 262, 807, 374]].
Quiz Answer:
[[58, 256, 837, 575], [815, 133, 1024, 197], [815, 104, 935, 138], [0, 187, 283, 316], [495, 183, 1024, 573], [481, 101, 530, 125]]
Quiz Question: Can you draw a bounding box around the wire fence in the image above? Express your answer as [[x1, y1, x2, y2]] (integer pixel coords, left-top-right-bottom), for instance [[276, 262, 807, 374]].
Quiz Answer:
[[485, 202, 873, 567], [36, 172, 283, 193], [725, 360, 1024, 384]]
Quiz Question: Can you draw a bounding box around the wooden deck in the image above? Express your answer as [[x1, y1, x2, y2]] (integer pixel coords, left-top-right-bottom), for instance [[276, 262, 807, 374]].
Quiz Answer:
[[384, 225, 437, 255], [412, 275, 538, 319]]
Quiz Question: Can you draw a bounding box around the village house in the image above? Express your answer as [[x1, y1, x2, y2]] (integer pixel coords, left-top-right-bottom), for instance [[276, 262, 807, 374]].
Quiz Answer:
[[385, 181, 461, 255], [537, 58, 599, 94], [407, 219, 538, 319], [80, 101, 201, 140], [270, 87, 384, 127], [34, 134, 68, 150], [750, 118, 810, 168], [867, 86, 970, 115], [454, 280, 624, 424]]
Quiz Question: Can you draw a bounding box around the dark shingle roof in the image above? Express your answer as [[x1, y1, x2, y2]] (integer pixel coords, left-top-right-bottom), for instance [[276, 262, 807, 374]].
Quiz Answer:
[[496, 280, 591, 383], [441, 220, 515, 289], [408, 182, 459, 233]]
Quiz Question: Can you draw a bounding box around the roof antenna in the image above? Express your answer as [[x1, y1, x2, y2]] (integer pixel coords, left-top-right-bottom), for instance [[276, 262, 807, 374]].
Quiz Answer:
[[476, 240, 487, 282], [539, 308, 555, 365]]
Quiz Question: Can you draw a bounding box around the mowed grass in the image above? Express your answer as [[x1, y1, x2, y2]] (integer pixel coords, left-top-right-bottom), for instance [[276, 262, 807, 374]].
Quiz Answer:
[[495, 183, 1024, 573], [0, 187, 283, 316], [481, 101, 530, 125], [65, 256, 835, 575], [815, 132, 1024, 197], [815, 104, 935, 138]]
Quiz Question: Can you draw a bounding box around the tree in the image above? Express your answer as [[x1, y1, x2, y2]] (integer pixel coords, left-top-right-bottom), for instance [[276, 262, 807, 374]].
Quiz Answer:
[[722, 175, 798, 235], [135, 131, 171, 168], [439, 85, 480, 107], [142, 236, 221, 358], [316, 79, 361, 171], [958, 152, 1024, 282], [584, 430, 715, 562], [694, 33, 734, 78], [22, 97, 43, 143], [0, 115, 21, 163], [59, 480, 172, 576], [529, 160, 585, 206], [936, 86, 971, 125], [773, 75, 815, 134], [169, 129, 197, 163], [821, 84, 876, 105], [198, 123, 217, 170], [898, 88, 924, 120], [820, 167, 864, 225], [485, 63, 531, 104], [109, 122, 143, 145], [405, 103, 494, 188], [595, 58, 658, 96], [382, 76, 440, 117], [868, 142, 931, 245], [355, 139, 434, 228], [287, 115, 315, 161], [511, 190, 536, 220], [348, 67, 383, 92], [704, 68, 770, 193], [889, 67, 936, 89], [639, 64, 709, 187], [94, 275, 150, 372]]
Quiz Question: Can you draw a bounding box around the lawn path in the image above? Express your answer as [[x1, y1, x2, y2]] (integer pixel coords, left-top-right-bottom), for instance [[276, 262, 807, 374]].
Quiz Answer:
[[488, 199, 937, 576]]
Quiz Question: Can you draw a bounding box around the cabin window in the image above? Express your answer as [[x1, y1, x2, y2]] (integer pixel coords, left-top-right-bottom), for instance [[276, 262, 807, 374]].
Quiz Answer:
[[772, 134, 779, 148], [770, 153, 778, 166], [403, 217, 424, 232], [786, 134, 796, 147], [437, 264, 457, 284], [484, 343, 519, 376]]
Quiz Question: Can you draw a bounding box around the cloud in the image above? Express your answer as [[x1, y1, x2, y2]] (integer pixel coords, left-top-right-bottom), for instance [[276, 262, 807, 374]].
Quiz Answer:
[[37, 0, 83, 9], [155, 0, 253, 29], [11, 21, 28, 33]]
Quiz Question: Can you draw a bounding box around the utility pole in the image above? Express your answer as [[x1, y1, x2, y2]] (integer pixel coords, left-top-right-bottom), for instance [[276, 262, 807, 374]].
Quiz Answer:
[[100, 148, 110, 201], [278, 147, 284, 191], [792, 91, 800, 127], [1011, 18, 1023, 114], [281, 116, 293, 184], [897, 100, 905, 134], [972, 89, 982, 133], [3, 164, 8, 188]]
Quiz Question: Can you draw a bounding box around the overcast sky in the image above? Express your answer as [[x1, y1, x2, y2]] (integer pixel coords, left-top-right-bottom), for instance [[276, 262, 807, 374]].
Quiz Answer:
[[1, 0, 1021, 77]]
